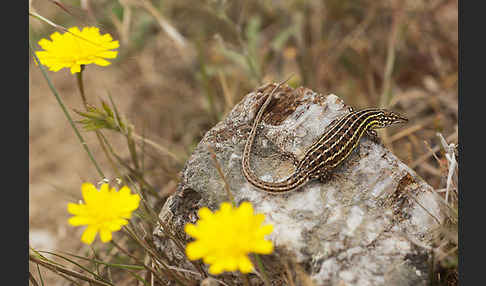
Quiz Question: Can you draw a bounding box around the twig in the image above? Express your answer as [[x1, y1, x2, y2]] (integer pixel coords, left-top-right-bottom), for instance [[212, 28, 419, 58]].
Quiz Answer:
[[29, 10, 68, 31], [122, 226, 192, 285], [110, 1, 132, 47], [131, 132, 184, 164], [138, 0, 186, 48], [28, 272, 40, 286], [423, 140, 442, 166], [137, 0, 194, 64], [218, 70, 234, 110], [410, 131, 457, 169], [254, 254, 271, 286], [437, 133, 458, 204], [282, 258, 296, 286], [419, 161, 442, 177], [121, 0, 132, 46], [207, 144, 234, 203], [29, 254, 113, 286], [240, 273, 250, 286], [406, 191, 442, 226], [110, 240, 167, 285]]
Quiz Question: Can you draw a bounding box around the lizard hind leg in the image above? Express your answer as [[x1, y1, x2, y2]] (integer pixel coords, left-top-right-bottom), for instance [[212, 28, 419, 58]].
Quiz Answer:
[[311, 169, 333, 183], [280, 151, 299, 167], [313, 168, 344, 183]]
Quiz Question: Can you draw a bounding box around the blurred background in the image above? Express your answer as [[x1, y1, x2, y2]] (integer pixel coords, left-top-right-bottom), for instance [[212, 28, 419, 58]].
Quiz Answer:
[[29, 0, 458, 285]]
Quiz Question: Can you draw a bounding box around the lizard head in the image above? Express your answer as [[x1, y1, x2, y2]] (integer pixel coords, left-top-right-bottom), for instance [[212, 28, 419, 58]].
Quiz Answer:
[[373, 110, 408, 128]]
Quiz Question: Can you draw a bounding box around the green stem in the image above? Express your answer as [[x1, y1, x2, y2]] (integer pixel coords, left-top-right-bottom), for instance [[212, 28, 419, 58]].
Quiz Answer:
[[76, 66, 88, 107], [76, 68, 124, 183], [96, 131, 124, 184], [254, 254, 271, 286], [29, 41, 105, 179]]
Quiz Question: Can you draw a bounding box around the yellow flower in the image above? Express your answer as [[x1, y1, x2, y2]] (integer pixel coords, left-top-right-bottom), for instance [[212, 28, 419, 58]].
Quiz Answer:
[[67, 183, 140, 245], [185, 202, 274, 275], [35, 26, 119, 74]]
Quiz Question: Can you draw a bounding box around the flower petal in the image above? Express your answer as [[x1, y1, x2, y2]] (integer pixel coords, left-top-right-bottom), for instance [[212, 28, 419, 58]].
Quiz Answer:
[[68, 183, 139, 245], [185, 223, 198, 237], [257, 224, 274, 236], [67, 203, 86, 215], [99, 228, 113, 242], [252, 240, 274, 254], [81, 225, 98, 245], [219, 202, 232, 214], [223, 256, 238, 272], [81, 183, 98, 204], [186, 241, 206, 260], [118, 186, 131, 196], [68, 216, 93, 226], [68, 27, 81, 34], [238, 202, 254, 217], [97, 50, 118, 59], [208, 262, 225, 275], [183, 201, 274, 275], [34, 26, 119, 73], [99, 183, 110, 194], [198, 207, 212, 219], [238, 256, 254, 273]]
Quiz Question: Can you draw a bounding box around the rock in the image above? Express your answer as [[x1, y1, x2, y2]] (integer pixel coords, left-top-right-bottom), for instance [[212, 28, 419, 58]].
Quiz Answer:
[[153, 82, 445, 286]]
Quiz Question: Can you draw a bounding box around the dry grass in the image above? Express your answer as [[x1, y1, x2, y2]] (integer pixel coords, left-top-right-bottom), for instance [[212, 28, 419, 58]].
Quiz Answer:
[[29, 0, 458, 285]]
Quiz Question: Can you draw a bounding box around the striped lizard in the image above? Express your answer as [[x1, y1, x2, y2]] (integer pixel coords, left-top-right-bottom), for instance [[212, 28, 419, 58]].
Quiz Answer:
[[242, 80, 408, 194]]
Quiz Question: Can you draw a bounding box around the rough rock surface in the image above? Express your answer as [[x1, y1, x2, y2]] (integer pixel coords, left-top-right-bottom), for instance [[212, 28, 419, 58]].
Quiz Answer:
[[153, 83, 445, 286]]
